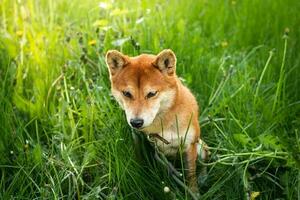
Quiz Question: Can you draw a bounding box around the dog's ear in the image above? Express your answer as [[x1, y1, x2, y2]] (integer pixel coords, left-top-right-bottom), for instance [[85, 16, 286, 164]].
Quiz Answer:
[[152, 49, 176, 76], [106, 50, 129, 76]]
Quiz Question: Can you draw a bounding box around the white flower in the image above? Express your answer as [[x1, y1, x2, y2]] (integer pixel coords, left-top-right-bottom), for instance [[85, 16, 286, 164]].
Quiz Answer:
[[163, 186, 170, 193], [98, 2, 111, 9]]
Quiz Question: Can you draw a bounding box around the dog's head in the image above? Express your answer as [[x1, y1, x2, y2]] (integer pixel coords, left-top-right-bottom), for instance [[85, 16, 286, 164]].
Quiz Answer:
[[105, 49, 178, 129]]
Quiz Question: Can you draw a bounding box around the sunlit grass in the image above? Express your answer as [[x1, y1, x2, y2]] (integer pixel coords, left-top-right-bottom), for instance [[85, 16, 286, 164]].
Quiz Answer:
[[0, 0, 300, 199]]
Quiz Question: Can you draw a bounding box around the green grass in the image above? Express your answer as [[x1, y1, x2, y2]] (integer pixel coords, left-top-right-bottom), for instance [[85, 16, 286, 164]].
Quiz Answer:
[[0, 0, 300, 199]]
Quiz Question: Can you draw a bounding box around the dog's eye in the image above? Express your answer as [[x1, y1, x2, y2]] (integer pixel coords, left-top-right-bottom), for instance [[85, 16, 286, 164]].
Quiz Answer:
[[146, 91, 157, 99], [122, 91, 132, 98]]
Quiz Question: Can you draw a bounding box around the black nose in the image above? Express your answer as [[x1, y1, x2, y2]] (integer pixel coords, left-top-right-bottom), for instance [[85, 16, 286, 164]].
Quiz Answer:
[[130, 118, 144, 128]]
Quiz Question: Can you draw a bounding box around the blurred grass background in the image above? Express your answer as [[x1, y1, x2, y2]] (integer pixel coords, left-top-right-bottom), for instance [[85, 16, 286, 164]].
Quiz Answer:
[[0, 0, 300, 199]]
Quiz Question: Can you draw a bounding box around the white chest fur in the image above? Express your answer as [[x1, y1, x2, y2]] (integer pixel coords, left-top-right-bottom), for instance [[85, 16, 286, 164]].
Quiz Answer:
[[154, 127, 195, 156]]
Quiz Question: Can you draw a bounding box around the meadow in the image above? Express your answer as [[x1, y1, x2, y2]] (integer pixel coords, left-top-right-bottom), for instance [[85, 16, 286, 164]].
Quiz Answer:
[[0, 0, 300, 199]]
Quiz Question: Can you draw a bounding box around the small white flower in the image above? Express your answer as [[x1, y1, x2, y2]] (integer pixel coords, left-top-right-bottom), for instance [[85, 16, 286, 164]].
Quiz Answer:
[[163, 186, 170, 193], [136, 17, 144, 24], [98, 2, 111, 9]]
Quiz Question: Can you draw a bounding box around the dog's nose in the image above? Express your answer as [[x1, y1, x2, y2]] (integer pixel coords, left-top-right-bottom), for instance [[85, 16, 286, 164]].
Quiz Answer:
[[130, 118, 144, 128]]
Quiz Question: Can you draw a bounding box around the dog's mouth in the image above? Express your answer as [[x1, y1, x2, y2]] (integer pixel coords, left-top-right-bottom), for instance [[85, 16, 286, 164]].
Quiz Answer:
[[127, 111, 162, 131], [132, 126, 143, 130], [136, 117, 161, 132]]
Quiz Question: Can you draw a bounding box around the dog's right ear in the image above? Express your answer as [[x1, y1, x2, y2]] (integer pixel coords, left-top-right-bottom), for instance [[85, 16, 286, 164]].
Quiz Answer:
[[105, 50, 128, 76]]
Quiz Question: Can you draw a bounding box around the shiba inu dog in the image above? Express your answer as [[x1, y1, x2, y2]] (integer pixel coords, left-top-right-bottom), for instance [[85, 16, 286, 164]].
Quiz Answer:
[[105, 49, 201, 193]]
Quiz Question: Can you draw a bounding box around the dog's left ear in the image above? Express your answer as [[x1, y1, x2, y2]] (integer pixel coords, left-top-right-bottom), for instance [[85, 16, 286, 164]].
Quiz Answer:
[[152, 49, 176, 76]]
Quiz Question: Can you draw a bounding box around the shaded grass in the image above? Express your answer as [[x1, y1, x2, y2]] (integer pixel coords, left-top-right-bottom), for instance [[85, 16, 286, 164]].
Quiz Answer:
[[0, 0, 300, 199]]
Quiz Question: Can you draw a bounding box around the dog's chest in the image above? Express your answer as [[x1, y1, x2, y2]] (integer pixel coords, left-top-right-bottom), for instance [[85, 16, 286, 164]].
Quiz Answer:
[[153, 128, 195, 156]]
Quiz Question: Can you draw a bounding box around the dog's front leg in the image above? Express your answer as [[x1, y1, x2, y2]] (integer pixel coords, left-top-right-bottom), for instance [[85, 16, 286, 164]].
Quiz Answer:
[[185, 142, 199, 194]]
